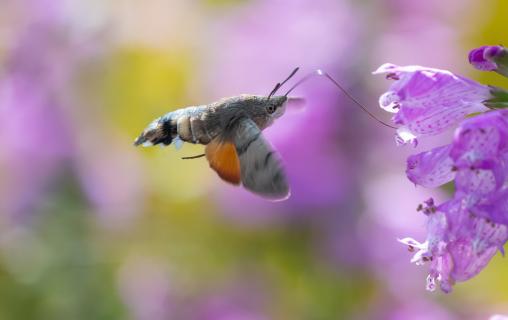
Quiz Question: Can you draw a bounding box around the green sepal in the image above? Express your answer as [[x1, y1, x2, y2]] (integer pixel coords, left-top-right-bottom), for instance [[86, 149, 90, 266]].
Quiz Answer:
[[484, 86, 508, 109], [492, 48, 508, 77]]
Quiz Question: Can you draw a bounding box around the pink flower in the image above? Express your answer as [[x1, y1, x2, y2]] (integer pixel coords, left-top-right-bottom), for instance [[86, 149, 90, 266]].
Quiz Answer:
[[374, 64, 490, 145], [399, 197, 508, 293], [376, 50, 508, 292]]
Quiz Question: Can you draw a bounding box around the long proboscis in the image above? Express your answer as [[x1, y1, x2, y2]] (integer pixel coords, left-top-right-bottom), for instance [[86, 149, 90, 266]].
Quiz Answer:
[[285, 70, 396, 129]]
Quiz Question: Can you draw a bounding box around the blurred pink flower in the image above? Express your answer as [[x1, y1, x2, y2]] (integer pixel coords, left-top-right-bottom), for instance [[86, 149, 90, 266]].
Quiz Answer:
[[0, 0, 144, 226], [118, 257, 173, 320], [380, 299, 457, 320], [180, 277, 271, 320], [0, 4, 74, 220], [373, 0, 477, 69]]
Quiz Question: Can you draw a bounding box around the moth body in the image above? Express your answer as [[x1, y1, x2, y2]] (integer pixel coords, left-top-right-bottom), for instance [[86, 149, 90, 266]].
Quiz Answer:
[[134, 68, 300, 201], [134, 95, 287, 148]]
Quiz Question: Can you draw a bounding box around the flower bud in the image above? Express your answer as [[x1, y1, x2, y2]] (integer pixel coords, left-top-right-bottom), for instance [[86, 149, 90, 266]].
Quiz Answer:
[[469, 45, 508, 77]]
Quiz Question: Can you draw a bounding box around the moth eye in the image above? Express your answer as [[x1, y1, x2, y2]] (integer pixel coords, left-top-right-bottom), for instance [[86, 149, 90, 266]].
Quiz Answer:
[[267, 105, 276, 114]]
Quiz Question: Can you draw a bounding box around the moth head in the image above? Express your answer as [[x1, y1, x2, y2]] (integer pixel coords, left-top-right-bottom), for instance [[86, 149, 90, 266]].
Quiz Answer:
[[263, 67, 299, 119], [265, 95, 288, 119]]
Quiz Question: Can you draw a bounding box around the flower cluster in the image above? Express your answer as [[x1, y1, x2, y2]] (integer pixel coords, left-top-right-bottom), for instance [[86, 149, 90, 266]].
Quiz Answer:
[[376, 46, 508, 293]]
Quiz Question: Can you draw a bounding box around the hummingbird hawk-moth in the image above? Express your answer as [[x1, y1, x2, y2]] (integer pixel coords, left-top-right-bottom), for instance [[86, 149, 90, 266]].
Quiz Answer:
[[134, 68, 304, 201], [133, 68, 393, 201]]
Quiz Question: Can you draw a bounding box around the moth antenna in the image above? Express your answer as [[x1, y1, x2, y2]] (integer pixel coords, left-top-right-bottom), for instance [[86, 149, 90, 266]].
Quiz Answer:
[[285, 70, 396, 129], [267, 67, 300, 99], [279, 67, 300, 88], [267, 83, 281, 99]]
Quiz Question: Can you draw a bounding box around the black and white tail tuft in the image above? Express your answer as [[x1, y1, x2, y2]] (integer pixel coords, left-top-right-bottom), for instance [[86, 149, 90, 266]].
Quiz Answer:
[[133, 118, 175, 147]]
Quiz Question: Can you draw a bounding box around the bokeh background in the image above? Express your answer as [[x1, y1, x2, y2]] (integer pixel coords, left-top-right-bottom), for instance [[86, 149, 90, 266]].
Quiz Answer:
[[0, 0, 507, 319]]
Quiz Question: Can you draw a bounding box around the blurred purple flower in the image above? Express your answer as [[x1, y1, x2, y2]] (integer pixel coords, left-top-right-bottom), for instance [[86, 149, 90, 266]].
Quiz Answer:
[[378, 299, 457, 320], [373, 63, 490, 145], [192, 290, 269, 320], [0, 5, 74, 220], [75, 136, 145, 228], [469, 45, 508, 77], [174, 275, 271, 320], [118, 257, 173, 320], [0, 1, 144, 226], [373, 0, 477, 71]]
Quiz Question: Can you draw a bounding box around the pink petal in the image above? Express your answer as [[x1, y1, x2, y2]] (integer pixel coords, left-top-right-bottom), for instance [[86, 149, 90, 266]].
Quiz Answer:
[[406, 145, 455, 188]]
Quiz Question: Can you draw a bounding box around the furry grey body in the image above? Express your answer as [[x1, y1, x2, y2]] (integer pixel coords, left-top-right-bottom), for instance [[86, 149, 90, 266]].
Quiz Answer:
[[134, 94, 290, 200], [134, 95, 287, 147]]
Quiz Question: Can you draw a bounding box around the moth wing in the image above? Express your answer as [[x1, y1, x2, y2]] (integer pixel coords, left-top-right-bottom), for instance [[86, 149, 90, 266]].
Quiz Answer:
[[205, 139, 241, 185], [233, 118, 290, 200]]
